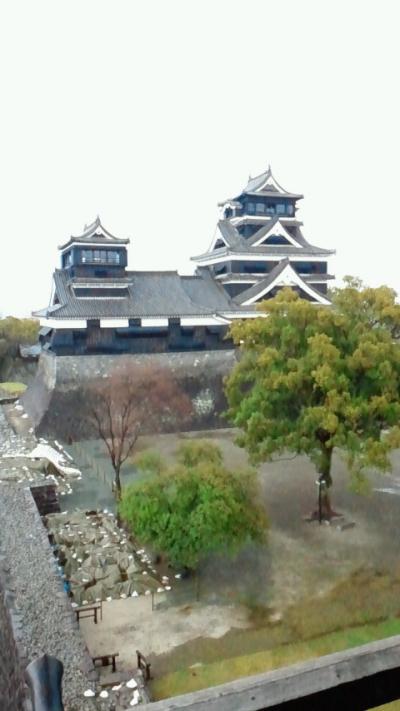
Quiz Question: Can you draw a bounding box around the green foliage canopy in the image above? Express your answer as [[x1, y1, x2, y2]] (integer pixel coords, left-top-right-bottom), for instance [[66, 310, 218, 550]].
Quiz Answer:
[[176, 439, 223, 468], [0, 317, 38, 368], [119, 447, 268, 569], [134, 450, 167, 477], [0, 317, 38, 349], [225, 283, 400, 492]]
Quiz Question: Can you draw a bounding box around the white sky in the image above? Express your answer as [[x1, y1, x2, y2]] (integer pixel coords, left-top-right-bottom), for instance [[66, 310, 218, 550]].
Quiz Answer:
[[1, 0, 399, 317]]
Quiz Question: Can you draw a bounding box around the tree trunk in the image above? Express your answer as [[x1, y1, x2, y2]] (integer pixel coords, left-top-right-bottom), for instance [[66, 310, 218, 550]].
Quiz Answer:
[[114, 465, 122, 501], [113, 465, 122, 526], [312, 444, 340, 522]]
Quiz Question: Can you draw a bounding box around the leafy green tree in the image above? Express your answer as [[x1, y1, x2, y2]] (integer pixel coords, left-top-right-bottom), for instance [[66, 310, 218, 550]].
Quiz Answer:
[[176, 439, 223, 468], [332, 277, 400, 338], [0, 317, 38, 378], [225, 282, 400, 519], [119, 449, 268, 570], [0, 317, 38, 347], [134, 450, 167, 477]]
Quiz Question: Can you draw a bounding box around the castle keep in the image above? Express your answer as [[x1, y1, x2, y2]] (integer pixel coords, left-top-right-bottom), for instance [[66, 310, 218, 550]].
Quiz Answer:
[[35, 167, 334, 355]]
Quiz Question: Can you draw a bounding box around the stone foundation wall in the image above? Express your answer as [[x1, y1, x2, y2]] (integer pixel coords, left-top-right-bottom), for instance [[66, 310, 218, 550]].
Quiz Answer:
[[0, 485, 98, 711], [22, 350, 238, 440], [0, 560, 29, 711], [0, 355, 38, 385]]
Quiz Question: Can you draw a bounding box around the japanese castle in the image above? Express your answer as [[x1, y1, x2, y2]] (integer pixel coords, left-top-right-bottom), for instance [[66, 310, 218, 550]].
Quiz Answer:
[[35, 166, 335, 354]]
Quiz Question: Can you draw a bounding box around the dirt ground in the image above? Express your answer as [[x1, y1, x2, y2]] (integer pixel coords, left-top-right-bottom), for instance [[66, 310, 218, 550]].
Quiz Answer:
[[77, 429, 400, 678], [79, 596, 251, 664]]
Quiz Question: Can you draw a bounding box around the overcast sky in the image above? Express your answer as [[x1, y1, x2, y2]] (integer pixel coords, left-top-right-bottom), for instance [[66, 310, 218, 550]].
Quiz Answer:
[[1, 0, 399, 317]]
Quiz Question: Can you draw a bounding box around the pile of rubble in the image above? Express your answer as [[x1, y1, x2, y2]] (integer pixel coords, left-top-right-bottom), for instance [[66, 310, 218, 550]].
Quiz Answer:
[[0, 403, 82, 494], [46, 510, 172, 605]]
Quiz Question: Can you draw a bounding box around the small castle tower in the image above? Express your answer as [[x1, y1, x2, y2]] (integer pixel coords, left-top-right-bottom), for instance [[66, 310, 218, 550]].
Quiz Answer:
[[59, 216, 129, 279]]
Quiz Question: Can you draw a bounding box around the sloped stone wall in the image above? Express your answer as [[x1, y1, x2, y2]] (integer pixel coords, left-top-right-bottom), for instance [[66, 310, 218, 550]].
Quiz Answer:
[[22, 350, 238, 440]]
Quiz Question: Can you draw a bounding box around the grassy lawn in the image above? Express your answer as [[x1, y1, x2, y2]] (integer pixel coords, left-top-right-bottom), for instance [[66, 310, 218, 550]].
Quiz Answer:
[[150, 568, 400, 701], [150, 617, 400, 701], [0, 381, 27, 396]]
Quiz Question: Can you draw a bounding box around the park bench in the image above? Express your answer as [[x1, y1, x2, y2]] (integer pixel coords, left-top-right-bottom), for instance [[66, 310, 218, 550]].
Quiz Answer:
[[74, 600, 102, 624], [92, 652, 119, 673], [137, 649, 152, 680]]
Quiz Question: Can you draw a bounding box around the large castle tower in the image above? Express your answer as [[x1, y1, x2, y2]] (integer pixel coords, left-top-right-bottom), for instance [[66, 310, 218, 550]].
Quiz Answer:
[[192, 166, 334, 306]]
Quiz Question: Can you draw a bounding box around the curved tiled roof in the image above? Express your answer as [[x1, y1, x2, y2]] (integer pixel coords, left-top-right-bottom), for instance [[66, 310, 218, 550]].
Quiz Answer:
[[234, 260, 331, 306], [43, 269, 246, 320], [193, 243, 335, 261], [58, 217, 130, 250], [242, 166, 303, 199], [193, 215, 334, 261]]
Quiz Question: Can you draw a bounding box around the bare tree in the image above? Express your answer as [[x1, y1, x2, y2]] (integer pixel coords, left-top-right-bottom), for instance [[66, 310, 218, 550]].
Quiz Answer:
[[90, 360, 192, 499]]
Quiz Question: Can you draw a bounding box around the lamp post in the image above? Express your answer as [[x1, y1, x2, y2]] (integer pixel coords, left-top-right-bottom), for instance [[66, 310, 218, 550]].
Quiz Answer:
[[316, 476, 326, 524]]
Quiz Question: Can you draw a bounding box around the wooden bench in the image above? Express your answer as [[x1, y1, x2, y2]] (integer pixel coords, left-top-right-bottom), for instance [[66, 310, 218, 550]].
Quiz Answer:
[[92, 652, 119, 673], [137, 649, 152, 681], [74, 601, 102, 624]]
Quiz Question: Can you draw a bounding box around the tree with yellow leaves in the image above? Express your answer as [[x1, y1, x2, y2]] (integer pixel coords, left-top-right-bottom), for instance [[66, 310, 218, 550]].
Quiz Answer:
[[225, 279, 400, 519]]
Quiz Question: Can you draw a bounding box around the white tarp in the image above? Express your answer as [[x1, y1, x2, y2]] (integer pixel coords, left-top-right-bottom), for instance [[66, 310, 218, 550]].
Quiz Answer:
[[25, 444, 82, 478]]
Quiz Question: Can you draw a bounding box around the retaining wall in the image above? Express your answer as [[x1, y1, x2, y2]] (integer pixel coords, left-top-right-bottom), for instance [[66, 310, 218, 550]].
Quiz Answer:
[[0, 560, 29, 711], [0, 484, 98, 711], [22, 350, 238, 440]]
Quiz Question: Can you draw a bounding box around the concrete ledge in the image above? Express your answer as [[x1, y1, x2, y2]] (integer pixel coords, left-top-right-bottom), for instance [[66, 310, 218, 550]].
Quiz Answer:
[[141, 635, 400, 710]]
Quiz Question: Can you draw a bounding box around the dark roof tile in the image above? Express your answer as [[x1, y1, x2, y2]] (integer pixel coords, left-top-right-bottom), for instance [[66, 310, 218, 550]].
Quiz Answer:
[[45, 269, 246, 320]]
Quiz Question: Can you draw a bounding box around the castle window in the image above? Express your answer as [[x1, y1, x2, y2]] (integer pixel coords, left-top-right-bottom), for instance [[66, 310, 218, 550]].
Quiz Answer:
[[297, 262, 312, 273], [276, 203, 285, 215], [74, 287, 129, 298], [244, 262, 266, 274], [81, 249, 121, 265], [247, 202, 255, 214], [301, 262, 327, 274], [256, 203, 264, 214], [214, 263, 227, 274], [107, 250, 120, 264], [63, 251, 72, 267], [82, 249, 97, 263]]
